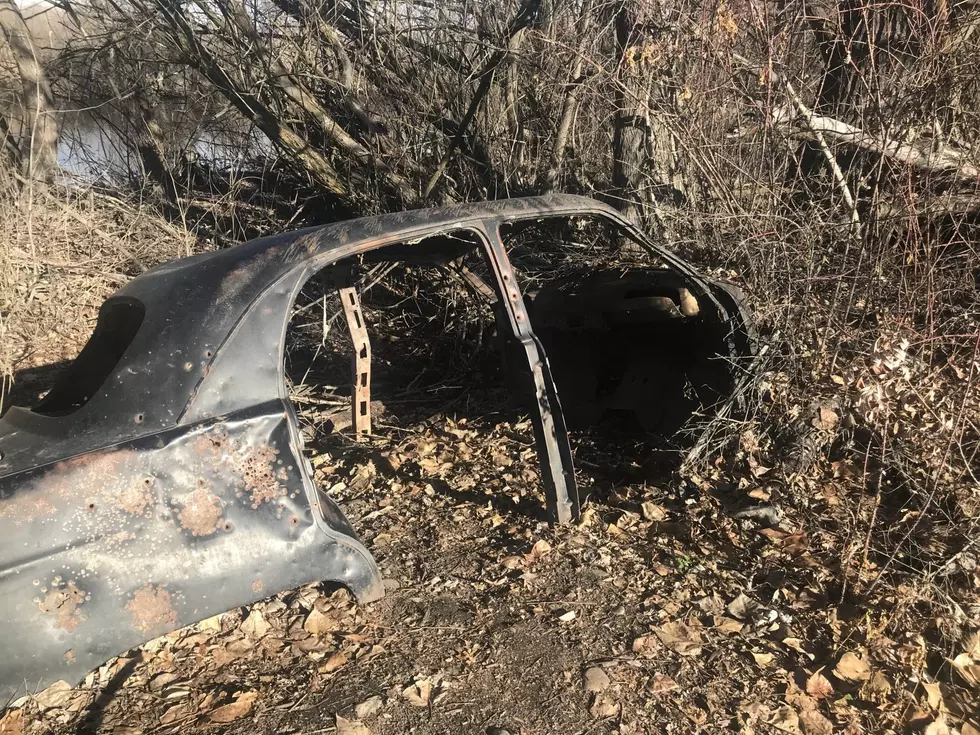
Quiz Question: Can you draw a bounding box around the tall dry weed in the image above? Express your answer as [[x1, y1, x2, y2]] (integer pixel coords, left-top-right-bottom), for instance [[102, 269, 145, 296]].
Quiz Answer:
[[0, 169, 191, 411]]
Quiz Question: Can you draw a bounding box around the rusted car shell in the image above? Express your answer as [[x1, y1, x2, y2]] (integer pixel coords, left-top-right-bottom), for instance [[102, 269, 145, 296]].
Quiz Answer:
[[0, 195, 748, 701]]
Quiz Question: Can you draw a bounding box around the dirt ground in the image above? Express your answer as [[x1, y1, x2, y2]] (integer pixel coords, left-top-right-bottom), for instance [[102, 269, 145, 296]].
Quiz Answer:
[[3, 373, 978, 735]]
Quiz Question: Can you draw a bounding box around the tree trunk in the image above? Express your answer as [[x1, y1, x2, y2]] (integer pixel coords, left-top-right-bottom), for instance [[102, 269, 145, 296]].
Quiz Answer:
[[612, 1, 647, 225], [0, 0, 57, 181], [542, 0, 592, 192], [135, 96, 179, 203], [421, 0, 541, 200]]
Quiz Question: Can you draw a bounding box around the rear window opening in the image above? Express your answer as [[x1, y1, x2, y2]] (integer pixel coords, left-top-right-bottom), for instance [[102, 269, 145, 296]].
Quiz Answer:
[[498, 216, 742, 441], [31, 297, 146, 417]]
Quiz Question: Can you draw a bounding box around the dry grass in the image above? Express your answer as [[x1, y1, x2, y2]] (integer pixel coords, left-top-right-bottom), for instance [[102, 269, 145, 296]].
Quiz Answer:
[[0, 168, 192, 412]]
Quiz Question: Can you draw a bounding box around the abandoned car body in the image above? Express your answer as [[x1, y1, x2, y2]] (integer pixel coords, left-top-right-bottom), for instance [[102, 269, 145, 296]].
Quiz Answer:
[[0, 194, 753, 700]]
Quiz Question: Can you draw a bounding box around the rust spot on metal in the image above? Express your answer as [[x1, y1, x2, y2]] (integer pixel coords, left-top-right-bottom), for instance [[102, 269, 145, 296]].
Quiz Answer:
[[241, 446, 286, 508], [0, 494, 56, 524], [118, 478, 153, 516], [193, 429, 229, 458], [126, 585, 178, 633], [176, 487, 223, 536], [37, 580, 88, 633], [252, 578, 263, 593], [193, 429, 288, 510], [106, 530, 137, 549], [1, 450, 135, 525]]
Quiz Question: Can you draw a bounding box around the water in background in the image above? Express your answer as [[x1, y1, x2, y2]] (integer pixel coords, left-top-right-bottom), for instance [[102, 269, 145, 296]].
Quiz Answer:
[[56, 108, 271, 183]]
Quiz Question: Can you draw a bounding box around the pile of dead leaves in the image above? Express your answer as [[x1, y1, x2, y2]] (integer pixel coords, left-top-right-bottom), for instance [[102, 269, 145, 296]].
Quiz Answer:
[[2, 404, 978, 733]]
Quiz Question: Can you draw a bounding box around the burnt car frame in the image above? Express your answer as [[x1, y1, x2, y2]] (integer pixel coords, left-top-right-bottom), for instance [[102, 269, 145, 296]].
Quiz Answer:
[[0, 194, 752, 701]]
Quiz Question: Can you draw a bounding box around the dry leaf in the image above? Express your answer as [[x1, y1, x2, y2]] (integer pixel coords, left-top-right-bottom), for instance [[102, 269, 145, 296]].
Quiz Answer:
[[527, 539, 552, 561], [584, 667, 610, 693], [922, 681, 944, 711], [963, 630, 980, 659], [354, 696, 383, 719], [698, 594, 725, 615], [861, 670, 892, 702], [713, 616, 745, 635], [240, 608, 271, 638], [806, 670, 833, 699], [33, 680, 74, 711], [160, 683, 191, 701], [923, 717, 951, 735], [678, 288, 699, 316], [304, 607, 339, 636], [557, 610, 577, 623], [783, 637, 809, 655], [752, 651, 774, 667], [647, 673, 679, 695], [208, 691, 258, 723], [641, 502, 667, 521], [727, 593, 759, 621], [781, 532, 809, 553], [319, 652, 348, 673], [631, 636, 660, 657], [0, 709, 23, 735], [656, 620, 703, 657], [771, 705, 801, 733], [336, 715, 372, 735], [834, 652, 871, 683], [198, 614, 222, 631], [905, 707, 934, 732], [950, 653, 980, 688], [799, 709, 833, 735], [148, 672, 180, 694], [589, 694, 619, 718], [159, 703, 193, 725], [402, 679, 432, 707], [813, 406, 839, 432]]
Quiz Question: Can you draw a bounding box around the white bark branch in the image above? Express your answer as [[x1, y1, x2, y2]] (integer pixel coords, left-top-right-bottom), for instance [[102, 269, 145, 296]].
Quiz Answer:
[[732, 53, 979, 181], [783, 108, 979, 181]]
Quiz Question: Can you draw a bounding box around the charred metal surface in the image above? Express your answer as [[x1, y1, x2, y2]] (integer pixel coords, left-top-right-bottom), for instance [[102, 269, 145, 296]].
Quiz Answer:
[[0, 405, 380, 701], [0, 194, 753, 700], [482, 232, 580, 524]]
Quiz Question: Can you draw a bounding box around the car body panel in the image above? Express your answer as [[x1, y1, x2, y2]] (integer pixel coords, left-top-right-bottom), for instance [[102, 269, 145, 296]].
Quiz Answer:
[[0, 194, 750, 701]]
